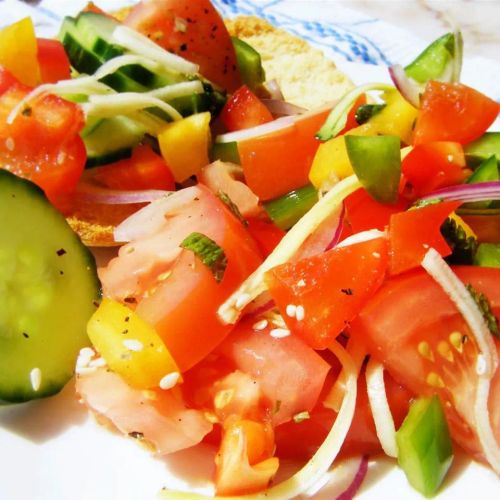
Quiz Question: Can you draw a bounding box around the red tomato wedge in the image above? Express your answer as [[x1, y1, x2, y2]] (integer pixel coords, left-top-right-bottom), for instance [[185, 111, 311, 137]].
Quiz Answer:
[[246, 217, 286, 258], [85, 144, 176, 191], [36, 38, 71, 83], [220, 85, 273, 132], [388, 201, 460, 275], [216, 317, 331, 425], [0, 68, 85, 201], [124, 0, 241, 92], [76, 368, 212, 454], [266, 237, 389, 349], [99, 185, 262, 371], [349, 266, 500, 460], [238, 107, 330, 200], [345, 187, 408, 234], [413, 81, 499, 145], [402, 142, 466, 198]]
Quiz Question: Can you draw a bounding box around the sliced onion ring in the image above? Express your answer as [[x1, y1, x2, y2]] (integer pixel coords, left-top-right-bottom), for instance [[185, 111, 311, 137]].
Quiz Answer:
[[418, 180, 500, 204], [262, 99, 307, 116], [335, 455, 369, 500], [75, 183, 171, 205], [388, 64, 421, 108], [264, 79, 285, 101]]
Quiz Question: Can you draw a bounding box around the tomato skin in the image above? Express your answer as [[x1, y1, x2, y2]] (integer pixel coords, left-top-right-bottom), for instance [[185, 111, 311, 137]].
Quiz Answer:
[[413, 81, 499, 145], [402, 142, 466, 198], [86, 145, 176, 191], [388, 201, 460, 275], [246, 217, 286, 258], [266, 237, 389, 349], [36, 39, 71, 83], [345, 187, 408, 234], [124, 0, 241, 92], [220, 85, 273, 132], [349, 266, 500, 459], [238, 107, 330, 200], [0, 69, 86, 200]]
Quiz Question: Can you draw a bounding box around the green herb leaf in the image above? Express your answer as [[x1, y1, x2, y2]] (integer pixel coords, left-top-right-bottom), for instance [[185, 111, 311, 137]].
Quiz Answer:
[[218, 191, 248, 226], [355, 104, 386, 125], [180, 232, 228, 283], [466, 284, 500, 339]]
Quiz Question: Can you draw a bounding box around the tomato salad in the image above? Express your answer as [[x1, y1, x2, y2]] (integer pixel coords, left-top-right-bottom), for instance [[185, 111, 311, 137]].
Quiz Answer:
[[0, 1, 499, 499]]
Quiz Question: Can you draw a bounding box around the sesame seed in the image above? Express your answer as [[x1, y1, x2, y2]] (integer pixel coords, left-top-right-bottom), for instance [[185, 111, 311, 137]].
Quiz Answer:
[[157, 270, 172, 281], [123, 339, 144, 352], [57, 151, 66, 165], [75, 366, 97, 376], [253, 319, 268, 331], [286, 304, 297, 318], [89, 357, 107, 368], [297, 279, 306, 288], [422, 243, 430, 249], [235, 293, 251, 310], [295, 305, 305, 321], [214, 389, 234, 409], [270, 328, 290, 338], [447, 154, 454, 162], [372, 252, 381, 258], [159, 372, 180, 390], [76, 347, 95, 368], [5, 137, 15, 151], [476, 354, 487, 376], [30, 368, 42, 391]]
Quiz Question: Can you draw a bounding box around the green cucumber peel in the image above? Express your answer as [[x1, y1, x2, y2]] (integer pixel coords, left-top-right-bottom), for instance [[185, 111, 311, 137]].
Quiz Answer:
[[345, 135, 401, 204], [315, 83, 393, 141], [465, 133, 500, 168], [474, 243, 500, 269], [180, 232, 227, 283], [264, 184, 318, 230], [396, 395, 454, 498]]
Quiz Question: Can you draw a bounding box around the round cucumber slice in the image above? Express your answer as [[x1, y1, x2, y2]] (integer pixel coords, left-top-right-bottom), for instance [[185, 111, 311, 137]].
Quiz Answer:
[[0, 170, 101, 403]]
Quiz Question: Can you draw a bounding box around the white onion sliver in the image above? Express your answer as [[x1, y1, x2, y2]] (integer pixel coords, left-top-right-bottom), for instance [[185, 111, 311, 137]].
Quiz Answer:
[[112, 25, 198, 75], [474, 377, 500, 474], [93, 54, 160, 80], [365, 359, 398, 458], [262, 98, 307, 116], [215, 116, 295, 144], [388, 64, 421, 108], [149, 80, 204, 101], [114, 186, 200, 242], [421, 248, 497, 377], [159, 341, 358, 500], [335, 229, 386, 249], [264, 79, 285, 101], [76, 186, 170, 206], [218, 175, 361, 324], [84, 93, 183, 121]]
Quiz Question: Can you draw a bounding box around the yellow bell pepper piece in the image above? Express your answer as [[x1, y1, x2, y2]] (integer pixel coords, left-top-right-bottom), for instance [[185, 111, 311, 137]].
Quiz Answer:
[[0, 18, 40, 87], [87, 299, 180, 389], [309, 90, 419, 190], [158, 111, 211, 182]]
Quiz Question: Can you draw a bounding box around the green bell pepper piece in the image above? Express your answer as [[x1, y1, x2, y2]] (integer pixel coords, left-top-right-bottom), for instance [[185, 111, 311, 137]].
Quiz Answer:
[[345, 135, 401, 204], [465, 133, 500, 168], [211, 141, 241, 164], [231, 37, 266, 91], [396, 395, 454, 498], [474, 243, 500, 268], [264, 184, 318, 230]]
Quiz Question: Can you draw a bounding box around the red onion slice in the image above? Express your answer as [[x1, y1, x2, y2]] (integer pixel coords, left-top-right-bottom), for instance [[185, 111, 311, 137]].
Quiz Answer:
[[336, 455, 369, 500], [388, 64, 422, 108], [325, 203, 346, 251], [75, 182, 171, 205], [264, 79, 285, 101], [262, 98, 307, 116], [418, 180, 500, 204]]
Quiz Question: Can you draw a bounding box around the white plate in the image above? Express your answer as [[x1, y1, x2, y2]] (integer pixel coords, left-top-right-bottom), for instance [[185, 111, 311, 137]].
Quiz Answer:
[[0, 1, 499, 499]]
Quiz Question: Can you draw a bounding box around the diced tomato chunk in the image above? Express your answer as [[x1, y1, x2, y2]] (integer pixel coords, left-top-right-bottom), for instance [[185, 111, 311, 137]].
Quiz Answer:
[[402, 142, 466, 198], [36, 38, 71, 83], [86, 145, 176, 191], [266, 237, 389, 349], [221, 85, 273, 132], [388, 201, 460, 275], [238, 107, 330, 200], [246, 217, 286, 258], [124, 0, 241, 92], [413, 81, 499, 145]]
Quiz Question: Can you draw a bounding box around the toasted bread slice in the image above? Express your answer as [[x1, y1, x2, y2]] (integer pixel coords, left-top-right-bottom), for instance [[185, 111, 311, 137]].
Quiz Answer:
[[68, 9, 352, 246]]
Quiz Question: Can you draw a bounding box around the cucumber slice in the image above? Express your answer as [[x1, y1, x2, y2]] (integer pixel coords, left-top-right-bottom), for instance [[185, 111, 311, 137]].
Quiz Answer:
[[0, 170, 101, 403], [84, 116, 146, 168]]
